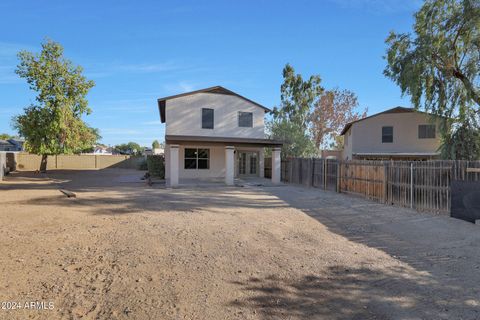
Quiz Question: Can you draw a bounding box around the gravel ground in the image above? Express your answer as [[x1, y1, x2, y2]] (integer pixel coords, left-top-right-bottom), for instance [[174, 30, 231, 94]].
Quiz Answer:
[[0, 169, 479, 320]]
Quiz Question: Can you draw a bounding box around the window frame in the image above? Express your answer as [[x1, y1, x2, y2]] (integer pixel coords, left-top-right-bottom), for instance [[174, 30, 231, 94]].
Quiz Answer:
[[184, 148, 210, 170], [418, 124, 436, 139], [238, 111, 253, 128], [382, 126, 393, 143], [201, 108, 214, 129]]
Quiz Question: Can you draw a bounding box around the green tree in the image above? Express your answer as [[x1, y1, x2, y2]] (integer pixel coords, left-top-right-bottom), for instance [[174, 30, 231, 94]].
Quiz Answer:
[[268, 119, 316, 158], [13, 39, 98, 171], [440, 115, 480, 160], [273, 64, 323, 128], [115, 142, 143, 155], [269, 64, 323, 157], [0, 133, 14, 140], [384, 0, 480, 159], [152, 140, 160, 149]]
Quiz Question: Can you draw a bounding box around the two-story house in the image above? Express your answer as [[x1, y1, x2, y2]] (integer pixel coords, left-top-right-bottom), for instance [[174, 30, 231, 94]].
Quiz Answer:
[[341, 107, 442, 160], [157, 86, 282, 186]]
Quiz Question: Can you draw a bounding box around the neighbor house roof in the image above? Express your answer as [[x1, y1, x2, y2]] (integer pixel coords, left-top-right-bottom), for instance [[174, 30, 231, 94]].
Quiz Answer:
[[340, 107, 437, 136], [157, 86, 271, 123]]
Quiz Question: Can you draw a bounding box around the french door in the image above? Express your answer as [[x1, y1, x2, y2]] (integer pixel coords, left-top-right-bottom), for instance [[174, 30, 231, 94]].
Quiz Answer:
[[238, 152, 258, 176]]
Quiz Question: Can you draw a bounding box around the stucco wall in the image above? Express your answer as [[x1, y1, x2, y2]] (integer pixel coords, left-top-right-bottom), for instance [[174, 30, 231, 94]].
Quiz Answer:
[[351, 112, 441, 155], [0, 152, 5, 181], [343, 130, 353, 160], [165, 93, 266, 139], [165, 144, 263, 181], [178, 145, 226, 179]]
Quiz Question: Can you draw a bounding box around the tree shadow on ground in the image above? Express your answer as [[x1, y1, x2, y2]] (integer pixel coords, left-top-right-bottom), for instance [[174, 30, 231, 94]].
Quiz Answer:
[[230, 264, 478, 320]]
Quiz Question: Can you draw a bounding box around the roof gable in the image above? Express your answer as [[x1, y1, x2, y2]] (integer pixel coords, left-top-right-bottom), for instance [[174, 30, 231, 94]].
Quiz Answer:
[[157, 86, 270, 123]]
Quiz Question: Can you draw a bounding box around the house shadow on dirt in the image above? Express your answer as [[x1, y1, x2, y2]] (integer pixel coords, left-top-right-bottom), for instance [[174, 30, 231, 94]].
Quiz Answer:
[[1, 169, 290, 215], [229, 263, 479, 320], [253, 185, 480, 319]]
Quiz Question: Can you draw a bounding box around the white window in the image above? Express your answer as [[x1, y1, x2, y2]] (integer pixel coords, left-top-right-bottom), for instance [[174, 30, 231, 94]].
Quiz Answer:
[[418, 124, 435, 139], [202, 108, 214, 129], [184, 148, 210, 169], [238, 112, 253, 127], [382, 126, 393, 143]]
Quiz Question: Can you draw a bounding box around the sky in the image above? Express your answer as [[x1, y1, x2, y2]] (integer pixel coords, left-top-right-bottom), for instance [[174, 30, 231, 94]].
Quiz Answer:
[[0, 0, 421, 147]]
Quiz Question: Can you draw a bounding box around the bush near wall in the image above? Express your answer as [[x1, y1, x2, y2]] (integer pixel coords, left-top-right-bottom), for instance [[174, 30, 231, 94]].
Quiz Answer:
[[147, 155, 165, 178], [139, 159, 148, 170]]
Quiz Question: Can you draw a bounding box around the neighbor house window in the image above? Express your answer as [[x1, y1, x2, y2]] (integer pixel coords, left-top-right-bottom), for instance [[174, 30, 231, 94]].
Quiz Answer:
[[382, 126, 393, 143], [238, 112, 253, 127], [184, 148, 210, 169], [202, 108, 214, 129], [418, 124, 436, 139]]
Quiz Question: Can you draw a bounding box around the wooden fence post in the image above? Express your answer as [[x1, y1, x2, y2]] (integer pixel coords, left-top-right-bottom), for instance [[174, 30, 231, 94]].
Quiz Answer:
[[336, 161, 340, 193], [410, 162, 414, 209], [383, 161, 387, 204], [323, 159, 327, 190], [311, 158, 315, 187], [289, 159, 292, 183]]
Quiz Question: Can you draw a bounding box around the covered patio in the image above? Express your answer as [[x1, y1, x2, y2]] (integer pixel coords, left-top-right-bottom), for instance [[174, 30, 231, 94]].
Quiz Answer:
[[164, 135, 283, 187]]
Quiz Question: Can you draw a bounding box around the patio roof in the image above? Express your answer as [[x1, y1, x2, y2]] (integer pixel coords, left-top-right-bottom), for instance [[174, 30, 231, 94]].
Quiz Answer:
[[165, 135, 283, 147]]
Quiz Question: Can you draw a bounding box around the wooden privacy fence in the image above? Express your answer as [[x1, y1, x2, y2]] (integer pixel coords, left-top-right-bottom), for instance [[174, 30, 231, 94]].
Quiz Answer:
[[281, 158, 480, 214], [281, 158, 339, 190]]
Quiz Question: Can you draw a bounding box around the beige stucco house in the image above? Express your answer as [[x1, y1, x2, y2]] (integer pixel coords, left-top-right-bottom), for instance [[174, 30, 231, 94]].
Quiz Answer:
[[341, 107, 442, 160], [157, 86, 282, 186]]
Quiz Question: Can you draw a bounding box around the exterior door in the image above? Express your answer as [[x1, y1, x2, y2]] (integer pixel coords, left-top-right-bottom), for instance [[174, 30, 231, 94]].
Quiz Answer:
[[238, 152, 258, 176]]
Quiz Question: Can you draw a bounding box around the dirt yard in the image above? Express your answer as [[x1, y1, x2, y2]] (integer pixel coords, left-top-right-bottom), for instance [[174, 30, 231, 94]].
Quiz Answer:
[[1, 169, 480, 320]]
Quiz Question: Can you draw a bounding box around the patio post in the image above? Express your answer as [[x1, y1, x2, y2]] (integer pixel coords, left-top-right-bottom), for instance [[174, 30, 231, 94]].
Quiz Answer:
[[169, 144, 179, 187], [272, 147, 281, 184], [225, 146, 235, 185], [259, 148, 265, 178]]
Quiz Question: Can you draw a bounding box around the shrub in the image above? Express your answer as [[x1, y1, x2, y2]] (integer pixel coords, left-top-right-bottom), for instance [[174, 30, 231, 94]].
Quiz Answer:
[[146, 155, 165, 178], [138, 159, 148, 170]]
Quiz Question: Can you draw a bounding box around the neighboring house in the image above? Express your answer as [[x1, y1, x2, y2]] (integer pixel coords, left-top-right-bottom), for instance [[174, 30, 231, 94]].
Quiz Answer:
[[157, 86, 283, 186], [0, 140, 12, 151], [320, 149, 342, 159], [0, 139, 24, 152], [93, 145, 113, 155], [144, 147, 164, 156], [340, 107, 442, 160]]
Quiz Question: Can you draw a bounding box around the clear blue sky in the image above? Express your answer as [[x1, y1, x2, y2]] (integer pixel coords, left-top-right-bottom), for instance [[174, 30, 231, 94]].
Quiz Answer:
[[0, 0, 419, 146]]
